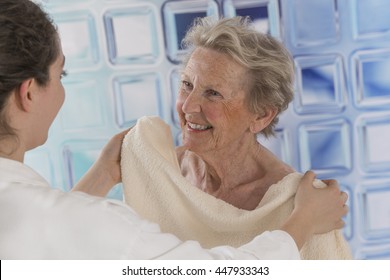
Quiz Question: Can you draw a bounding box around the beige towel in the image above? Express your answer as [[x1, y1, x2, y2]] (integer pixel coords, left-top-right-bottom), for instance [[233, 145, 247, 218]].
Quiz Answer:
[[121, 116, 352, 259]]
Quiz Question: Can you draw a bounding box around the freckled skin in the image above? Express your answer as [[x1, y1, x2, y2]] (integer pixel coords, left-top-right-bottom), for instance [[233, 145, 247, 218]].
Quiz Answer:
[[176, 47, 257, 154], [175, 47, 294, 210]]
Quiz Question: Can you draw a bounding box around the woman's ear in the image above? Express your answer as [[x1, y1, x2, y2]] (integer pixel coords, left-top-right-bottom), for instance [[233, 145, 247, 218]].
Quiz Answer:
[[249, 108, 278, 134], [16, 78, 35, 112]]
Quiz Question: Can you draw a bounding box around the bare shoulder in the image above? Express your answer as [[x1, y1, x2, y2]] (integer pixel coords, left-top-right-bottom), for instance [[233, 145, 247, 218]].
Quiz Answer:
[[257, 144, 295, 183]]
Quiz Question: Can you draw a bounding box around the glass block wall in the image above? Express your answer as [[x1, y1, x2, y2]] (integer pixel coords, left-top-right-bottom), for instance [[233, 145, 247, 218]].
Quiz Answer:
[[27, 0, 390, 259]]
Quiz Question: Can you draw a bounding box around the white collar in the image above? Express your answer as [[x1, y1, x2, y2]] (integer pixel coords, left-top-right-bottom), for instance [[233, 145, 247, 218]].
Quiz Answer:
[[0, 157, 50, 187]]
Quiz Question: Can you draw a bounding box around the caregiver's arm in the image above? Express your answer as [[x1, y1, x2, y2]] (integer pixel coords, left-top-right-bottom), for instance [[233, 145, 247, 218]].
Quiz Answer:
[[280, 171, 348, 250], [72, 129, 130, 196]]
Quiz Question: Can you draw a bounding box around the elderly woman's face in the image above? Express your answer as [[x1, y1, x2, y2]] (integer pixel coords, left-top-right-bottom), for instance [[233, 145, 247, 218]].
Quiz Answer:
[[176, 47, 259, 154]]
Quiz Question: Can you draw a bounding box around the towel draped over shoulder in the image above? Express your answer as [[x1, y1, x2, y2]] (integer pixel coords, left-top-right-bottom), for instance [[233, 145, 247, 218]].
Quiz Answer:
[[121, 116, 352, 259]]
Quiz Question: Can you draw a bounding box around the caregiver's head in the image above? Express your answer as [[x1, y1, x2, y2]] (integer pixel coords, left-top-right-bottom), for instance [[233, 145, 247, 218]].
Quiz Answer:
[[0, 0, 65, 159], [176, 16, 294, 154]]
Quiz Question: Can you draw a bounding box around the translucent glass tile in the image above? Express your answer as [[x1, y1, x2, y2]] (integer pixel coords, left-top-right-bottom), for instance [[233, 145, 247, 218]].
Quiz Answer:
[[113, 73, 162, 128], [357, 114, 390, 173], [351, 49, 390, 109], [359, 181, 390, 240], [62, 140, 123, 200], [356, 245, 390, 260], [169, 68, 181, 127], [104, 5, 160, 65], [222, 0, 280, 37], [60, 79, 105, 130], [258, 129, 292, 165], [175, 130, 183, 147], [287, 0, 339, 47], [52, 11, 99, 69], [24, 149, 54, 187], [63, 141, 103, 188], [341, 185, 353, 240], [298, 119, 351, 175], [294, 55, 346, 114], [162, 0, 219, 63], [352, 0, 390, 38]]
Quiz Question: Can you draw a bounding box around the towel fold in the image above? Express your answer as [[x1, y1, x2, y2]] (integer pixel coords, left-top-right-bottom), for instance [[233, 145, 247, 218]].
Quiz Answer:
[[121, 116, 352, 259]]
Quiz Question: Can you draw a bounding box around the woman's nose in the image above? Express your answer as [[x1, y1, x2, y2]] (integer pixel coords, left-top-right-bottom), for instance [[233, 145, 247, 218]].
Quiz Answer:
[[182, 91, 201, 114]]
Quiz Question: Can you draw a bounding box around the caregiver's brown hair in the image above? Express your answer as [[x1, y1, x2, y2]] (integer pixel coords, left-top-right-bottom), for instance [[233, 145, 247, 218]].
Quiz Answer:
[[0, 0, 59, 146]]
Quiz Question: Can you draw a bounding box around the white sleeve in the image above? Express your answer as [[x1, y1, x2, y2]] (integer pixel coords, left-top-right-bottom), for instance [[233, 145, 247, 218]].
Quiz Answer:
[[225, 230, 301, 260], [41, 191, 300, 260], [126, 209, 300, 260], [136, 226, 301, 260]]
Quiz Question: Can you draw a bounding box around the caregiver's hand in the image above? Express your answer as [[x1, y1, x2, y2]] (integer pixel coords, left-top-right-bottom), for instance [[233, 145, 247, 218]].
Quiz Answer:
[[98, 128, 131, 186], [71, 128, 131, 197], [281, 171, 348, 249]]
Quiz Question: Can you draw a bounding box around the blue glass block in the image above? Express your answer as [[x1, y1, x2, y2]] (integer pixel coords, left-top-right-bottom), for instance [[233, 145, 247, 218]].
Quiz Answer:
[[52, 11, 99, 69], [175, 130, 183, 147], [62, 140, 123, 200], [257, 129, 292, 165], [63, 141, 102, 188], [222, 0, 280, 37], [299, 119, 351, 175], [357, 114, 390, 173], [351, 49, 390, 109], [107, 184, 124, 201], [352, 0, 390, 38], [113, 73, 162, 128], [60, 79, 105, 130], [104, 5, 160, 65], [356, 245, 390, 260], [162, 0, 219, 63], [24, 149, 54, 187], [287, 0, 339, 47], [341, 185, 353, 241], [294, 55, 346, 114], [169, 68, 181, 127], [358, 181, 390, 241]]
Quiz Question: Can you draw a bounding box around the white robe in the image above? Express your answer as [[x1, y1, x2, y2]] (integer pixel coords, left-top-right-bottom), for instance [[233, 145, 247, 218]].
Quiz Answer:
[[0, 157, 299, 259], [121, 116, 352, 259]]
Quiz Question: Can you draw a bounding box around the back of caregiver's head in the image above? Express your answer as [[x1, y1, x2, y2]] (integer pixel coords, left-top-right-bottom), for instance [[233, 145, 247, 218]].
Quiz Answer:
[[0, 0, 59, 143]]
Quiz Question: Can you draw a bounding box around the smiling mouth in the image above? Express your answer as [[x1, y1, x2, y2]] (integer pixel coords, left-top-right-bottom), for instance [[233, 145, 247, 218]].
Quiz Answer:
[[187, 122, 212, 131]]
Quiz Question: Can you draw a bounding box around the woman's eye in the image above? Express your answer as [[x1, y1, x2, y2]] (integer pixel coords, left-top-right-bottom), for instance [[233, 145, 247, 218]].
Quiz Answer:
[[207, 90, 220, 97], [181, 80, 193, 90]]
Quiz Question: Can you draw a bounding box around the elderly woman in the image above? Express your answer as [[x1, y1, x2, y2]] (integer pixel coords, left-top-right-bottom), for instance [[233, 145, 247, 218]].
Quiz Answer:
[[120, 16, 351, 259], [175, 16, 294, 211]]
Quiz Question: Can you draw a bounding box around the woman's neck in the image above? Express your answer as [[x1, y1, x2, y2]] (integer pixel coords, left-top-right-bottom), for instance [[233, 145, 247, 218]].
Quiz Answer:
[[177, 141, 294, 209], [197, 140, 265, 185], [0, 139, 25, 162]]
